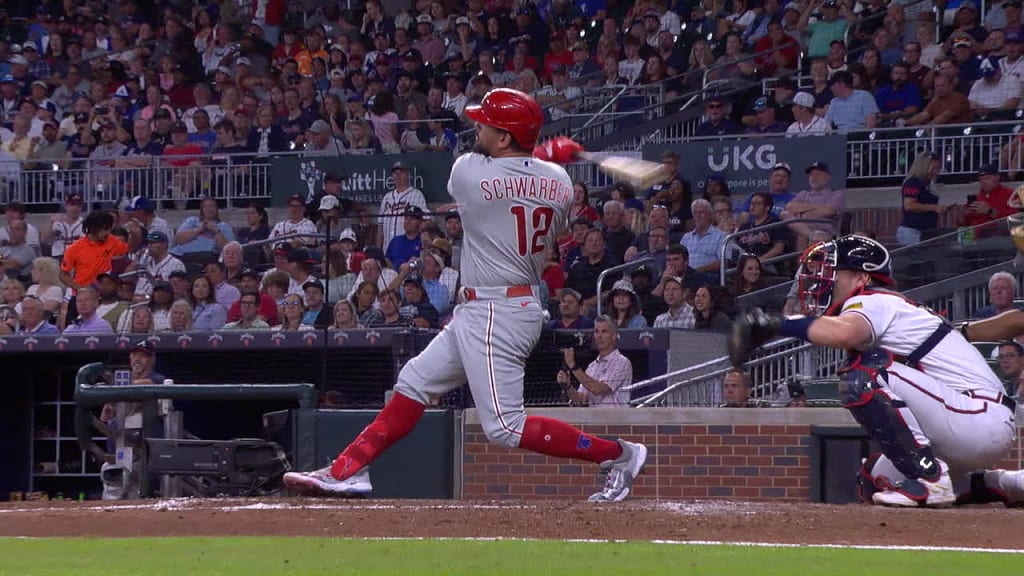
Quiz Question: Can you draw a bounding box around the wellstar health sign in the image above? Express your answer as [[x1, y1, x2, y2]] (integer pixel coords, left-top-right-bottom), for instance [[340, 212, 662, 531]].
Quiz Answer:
[[644, 135, 846, 197], [270, 152, 455, 207]]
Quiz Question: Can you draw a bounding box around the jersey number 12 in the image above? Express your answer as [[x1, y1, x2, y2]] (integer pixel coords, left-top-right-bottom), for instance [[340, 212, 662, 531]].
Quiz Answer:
[[510, 205, 554, 256]]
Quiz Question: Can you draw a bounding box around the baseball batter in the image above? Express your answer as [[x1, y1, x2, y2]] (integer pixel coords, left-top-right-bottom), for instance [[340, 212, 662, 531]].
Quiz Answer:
[[285, 89, 647, 502], [730, 235, 1024, 507]]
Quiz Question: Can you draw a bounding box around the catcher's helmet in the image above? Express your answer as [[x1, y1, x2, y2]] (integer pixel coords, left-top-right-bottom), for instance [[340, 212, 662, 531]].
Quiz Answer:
[[797, 235, 894, 316], [464, 88, 543, 149]]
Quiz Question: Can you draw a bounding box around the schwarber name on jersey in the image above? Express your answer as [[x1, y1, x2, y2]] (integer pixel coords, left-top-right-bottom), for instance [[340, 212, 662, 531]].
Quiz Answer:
[[840, 291, 1004, 394], [448, 153, 573, 288]]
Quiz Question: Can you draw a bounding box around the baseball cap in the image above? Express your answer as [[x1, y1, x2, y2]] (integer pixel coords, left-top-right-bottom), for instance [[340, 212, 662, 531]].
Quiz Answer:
[[237, 57, 251, 67], [830, 70, 854, 86], [551, 64, 568, 75], [272, 242, 291, 256], [145, 230, 169, 243], [644, 9, 661, 18], [404, 205, 425, 219], [153, 109, 172, 120], [0, 74, 13, 84], [752, 96, 774, 112], [403, 273, 424, 286], [792, 91, 816, 108], [784, 2, 802, 12], [391, 160, 408, 172], [21, 42, 37, 52], [630, 265, 653, 279], [96, 271, 119, 283], [426, 238, 452, 256], [152, 280, 173, 293], [771, 161, 792, 174], [980, 56, 999, 77], [1008, 31, 1024, 43], [170, 121, 188, 133], [130, 340, 155, 355], [309, 119, 331, 134], [287, 248, 314, 263], [74, 112, 89, 123], [822, 0, 839, 7], [805, 161, 830, 174], [31, 79, 47, 90], [978, 162, 1000, 176], [65, 192, 84, 205], [239, 268, 260, 281], [128, 196, 155, 212], [953, 37, 973, 48], [445, 208, 460, 220], [319, 194, 340, 211], [303, 279, 325, 292], [959, 0, 978, 10], [286, 194, 305, 205], [559, 288, 582, 301], [339, 228, 358, 242], [610, 279, 637, 296], [455, 15, 471, 26], [416, 14, 432, 24]]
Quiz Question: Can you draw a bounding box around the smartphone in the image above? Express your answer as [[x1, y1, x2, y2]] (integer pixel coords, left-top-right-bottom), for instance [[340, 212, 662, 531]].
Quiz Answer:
[[966, 194, 978, 204]]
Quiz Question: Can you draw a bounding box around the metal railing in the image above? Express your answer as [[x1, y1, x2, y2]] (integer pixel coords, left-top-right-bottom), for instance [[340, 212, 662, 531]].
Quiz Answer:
[[702, 40, 803, 91], [718, 217, 835, 286], [594, 257, 654, 318]]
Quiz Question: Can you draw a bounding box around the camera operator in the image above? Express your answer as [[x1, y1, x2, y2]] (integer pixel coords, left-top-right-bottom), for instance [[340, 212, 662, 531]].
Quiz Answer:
[[556, 316, 633, 407]]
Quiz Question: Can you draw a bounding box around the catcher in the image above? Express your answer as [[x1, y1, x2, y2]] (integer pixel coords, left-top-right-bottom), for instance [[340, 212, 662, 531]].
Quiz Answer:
[[729, 235, 1024, 507]]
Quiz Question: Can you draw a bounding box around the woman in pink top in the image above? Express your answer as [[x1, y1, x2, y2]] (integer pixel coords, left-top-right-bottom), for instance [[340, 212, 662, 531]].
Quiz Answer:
[[367, 92, 400, 153]]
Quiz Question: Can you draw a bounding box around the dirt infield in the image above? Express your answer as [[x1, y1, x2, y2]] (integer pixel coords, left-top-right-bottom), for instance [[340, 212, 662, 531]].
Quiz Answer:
[[0, 498, 1021, 549]]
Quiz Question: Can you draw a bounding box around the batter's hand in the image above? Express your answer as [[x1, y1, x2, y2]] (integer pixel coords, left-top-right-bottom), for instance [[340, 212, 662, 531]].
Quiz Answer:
[[728, 308, 783, 368], [533, 136, 583, 164]]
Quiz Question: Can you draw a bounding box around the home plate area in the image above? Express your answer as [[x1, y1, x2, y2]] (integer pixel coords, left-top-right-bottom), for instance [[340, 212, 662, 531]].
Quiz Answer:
[[0, 499, 1020, 550]]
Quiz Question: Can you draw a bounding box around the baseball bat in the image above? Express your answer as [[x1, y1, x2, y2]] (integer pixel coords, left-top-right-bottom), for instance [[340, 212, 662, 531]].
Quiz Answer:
[[576, 151, 669, 191]]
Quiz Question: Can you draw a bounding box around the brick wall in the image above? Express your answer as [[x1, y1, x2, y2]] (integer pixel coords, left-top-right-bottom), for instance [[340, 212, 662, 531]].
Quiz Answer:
[[460, 408, 1024, 501]]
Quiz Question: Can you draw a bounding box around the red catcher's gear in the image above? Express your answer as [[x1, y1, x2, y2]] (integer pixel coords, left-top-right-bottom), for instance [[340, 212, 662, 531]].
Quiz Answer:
[[464, 88, 543, 149]]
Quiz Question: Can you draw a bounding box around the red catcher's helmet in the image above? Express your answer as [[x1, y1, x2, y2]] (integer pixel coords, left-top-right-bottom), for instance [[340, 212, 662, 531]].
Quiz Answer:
[[464, 88, 543, 149]]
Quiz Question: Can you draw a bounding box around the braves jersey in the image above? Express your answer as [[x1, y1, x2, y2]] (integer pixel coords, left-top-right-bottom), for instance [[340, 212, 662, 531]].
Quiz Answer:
[[448, 153, 573, 288], [378, 187, 427, 248], [840, 291, 1004, 394]]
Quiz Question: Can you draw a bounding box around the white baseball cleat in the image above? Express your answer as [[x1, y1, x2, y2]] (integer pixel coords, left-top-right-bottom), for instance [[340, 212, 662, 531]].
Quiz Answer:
[[283, 465, 373, 497], [588, 440, 648, 503], [872, 461, 955, 508]]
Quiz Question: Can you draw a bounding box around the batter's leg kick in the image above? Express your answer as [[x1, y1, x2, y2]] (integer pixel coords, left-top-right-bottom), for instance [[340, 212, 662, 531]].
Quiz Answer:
[[283, 297, 648, 502], [839, 349, 956, 508]]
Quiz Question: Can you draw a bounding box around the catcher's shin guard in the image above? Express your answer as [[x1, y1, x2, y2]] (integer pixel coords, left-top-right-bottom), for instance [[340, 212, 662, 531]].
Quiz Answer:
[[839, 349, 941, 483]]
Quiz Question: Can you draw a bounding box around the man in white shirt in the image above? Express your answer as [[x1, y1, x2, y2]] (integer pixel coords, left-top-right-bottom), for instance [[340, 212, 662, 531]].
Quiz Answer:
[[47, 192, 85, 260], [441, 74, 468, 118], [557, 317, 634, 406], [270, 195, 319, 248], [378, 161, 427, 247], [0, 201, 40, 256], [535, 65, 582, 120], [786, 91, 829, 135], [653, 276, 696, 328], [969, 56, 1022, 115], [680, 199, 727, 274], [133, 231, 186, 298]]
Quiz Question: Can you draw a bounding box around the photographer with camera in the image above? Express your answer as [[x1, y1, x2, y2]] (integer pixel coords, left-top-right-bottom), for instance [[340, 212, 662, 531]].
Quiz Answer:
[[388, 251, 450, 316], [556, 316, 633, 407]]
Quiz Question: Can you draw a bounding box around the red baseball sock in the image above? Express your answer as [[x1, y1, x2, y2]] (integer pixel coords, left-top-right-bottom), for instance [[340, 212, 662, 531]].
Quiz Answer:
[[518, 416, 623, 463], [330, 392, 425, 480]]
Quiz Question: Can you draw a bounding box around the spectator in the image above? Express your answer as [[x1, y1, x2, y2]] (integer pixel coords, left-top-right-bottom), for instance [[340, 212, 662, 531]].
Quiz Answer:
[[247, 105, 289, 156], [133, 231, 185, 297], [220, 242, 246, 285], [237, 203, 271, 245], [6, 295, 58, 335], [1, 278, 24, 312], [1, 202, 41, 253], [694, 95, 740, 137], [567, 229, 619, 312], [203, 261, 242, 310], [653, 276, 696, 329], [60, 211, 128, 292], [172, 197, 234, 257], [167, 299, 194, 333], [275, 293, 315, 332], [858, 48, 888, 92], [782, 162, 846, 247], [963, 163, 1018, 229], [62, 286, 112, 334], [736, 192, 789, 264], [800, 0, 853, 59], [721, 369, 754, 407], [906, 73, 972, 125], [123, 306, 154, 335], [412, 14, 445, 66], [28, 120, 67, 169], [270, 195, 318, 248], [535, 65, 581, 120], [549, 288, 595, 330], [302, 280, 330, 328], [330, 299, 363, 330], [1002, 31, 1024, 84], [996, 340, 1024, 395], [126, 196, 174, 244], [754, 20, 800, 76], [305, 119, 347, 155], [187, 109, 217, 152], [903, 42, 936, 96], [652, 245, 703, 298], [399, 274, 439, 328], [733, 253, 770, 299], [875, 62, 923, 125], [342, 118, 383, 153], [693, 285, 731, 330], [370, 288, 406, 327], [740, 163, 795, 221], [824, 70, 879, 131], [0, 220, 35, 278], [968, 56, 1022, 117], [599, 200, 635, 263], [896, 152, 946, 246], [190, 275, 227, 332], [624, 224, 670, 277], [571, 182, 600, 224], [379, 162, 427, 248], [226, 271, 280, 326], [427, 113, 458, 152], [25, 257, 64, 314], [1, 114, 37, 161], [149, 282, 174, 331], [386, 206, 425, 268], [975, 272, 1020, 318], [607, 281, 648, 329], [681, 199, 727, 275], [168, 271, 191, 303], [807, 59, 834, 114], [745, 97, 788, 135], [557, 316, 633, 406], [784, 91, 828, 136], [46, 193, 85, 261], [222, 290, 271, 331]]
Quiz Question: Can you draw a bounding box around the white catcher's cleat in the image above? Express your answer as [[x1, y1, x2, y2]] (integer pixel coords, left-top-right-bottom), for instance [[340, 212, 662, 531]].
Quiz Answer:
[[283, 465, 373, 497], [588, 440, 648, 503], [872, 461, 955, 508]]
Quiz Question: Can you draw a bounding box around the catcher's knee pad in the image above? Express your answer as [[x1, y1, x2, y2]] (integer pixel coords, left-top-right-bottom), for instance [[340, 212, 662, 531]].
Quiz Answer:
[[480, 410, 527, 448], [839, 349, 940, 482]]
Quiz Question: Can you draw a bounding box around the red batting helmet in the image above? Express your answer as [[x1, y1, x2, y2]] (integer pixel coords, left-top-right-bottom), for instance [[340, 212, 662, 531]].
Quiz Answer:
[[464, 88, 543, 149]]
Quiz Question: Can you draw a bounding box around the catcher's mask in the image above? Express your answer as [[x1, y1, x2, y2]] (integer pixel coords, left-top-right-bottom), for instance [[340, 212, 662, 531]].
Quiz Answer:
[[797, 235, 894, 316]]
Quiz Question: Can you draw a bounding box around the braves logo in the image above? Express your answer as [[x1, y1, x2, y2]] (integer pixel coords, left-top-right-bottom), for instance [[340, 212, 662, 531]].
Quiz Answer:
[[55, 336, 69, 350], [177, 334, 193, 348], [240, 333, 254, 347], [85, 336, 100, 349], [116, 335, 131, 349], [303, 331, 318, 346], [334, 330, 349, 345], [366, 329, 381, 344], [0, 337, 8, 351], [23, 337, 38, 351], [208, 333, 224, 347], [638, 330, 654, 347], [146, 334, 162, 346], [271, 332, 287, 347]]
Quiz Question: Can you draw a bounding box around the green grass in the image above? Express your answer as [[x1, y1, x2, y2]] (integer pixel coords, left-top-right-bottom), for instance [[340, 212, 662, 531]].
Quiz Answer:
[[0, 538, 1021, 575]]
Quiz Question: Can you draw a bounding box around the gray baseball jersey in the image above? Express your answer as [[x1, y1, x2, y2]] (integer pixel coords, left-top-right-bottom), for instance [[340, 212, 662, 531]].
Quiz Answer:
[[393, 152, 574, 446]]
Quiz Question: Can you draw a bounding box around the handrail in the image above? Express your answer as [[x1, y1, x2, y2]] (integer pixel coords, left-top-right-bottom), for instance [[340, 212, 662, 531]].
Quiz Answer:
[[595, 256, 654, 318], [620, 353, 734, 393], [572, 85, 633, 136], [701, 39, 802, 90], [719, 218, 835, 286]]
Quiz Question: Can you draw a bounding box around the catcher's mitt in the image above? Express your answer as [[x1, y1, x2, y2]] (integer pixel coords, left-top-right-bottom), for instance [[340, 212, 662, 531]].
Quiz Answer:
[[728, 308, 783, 367]]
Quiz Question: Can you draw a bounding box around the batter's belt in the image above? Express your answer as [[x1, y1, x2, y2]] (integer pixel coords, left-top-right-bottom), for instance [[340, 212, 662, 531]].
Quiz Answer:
[[459, 285, 534, 302]]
